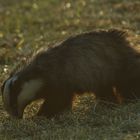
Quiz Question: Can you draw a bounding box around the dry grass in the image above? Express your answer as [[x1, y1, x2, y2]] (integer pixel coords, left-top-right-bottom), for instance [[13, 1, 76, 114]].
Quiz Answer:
[[0, 0, 140, 139]]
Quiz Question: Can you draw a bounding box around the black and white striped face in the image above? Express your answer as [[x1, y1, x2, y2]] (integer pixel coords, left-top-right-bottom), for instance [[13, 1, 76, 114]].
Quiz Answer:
[[1, 75, 43, 118]]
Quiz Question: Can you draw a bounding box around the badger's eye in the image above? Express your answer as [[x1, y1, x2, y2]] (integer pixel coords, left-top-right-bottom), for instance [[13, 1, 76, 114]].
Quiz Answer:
[[12, 103, 17, 109]]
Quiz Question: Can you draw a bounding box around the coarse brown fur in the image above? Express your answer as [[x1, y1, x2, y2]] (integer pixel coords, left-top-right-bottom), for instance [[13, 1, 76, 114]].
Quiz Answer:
[[1, 29, 140, 118]]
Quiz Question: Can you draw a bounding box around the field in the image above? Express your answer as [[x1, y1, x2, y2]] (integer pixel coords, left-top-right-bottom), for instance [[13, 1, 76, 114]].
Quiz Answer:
[[0, 0, 140, 139]]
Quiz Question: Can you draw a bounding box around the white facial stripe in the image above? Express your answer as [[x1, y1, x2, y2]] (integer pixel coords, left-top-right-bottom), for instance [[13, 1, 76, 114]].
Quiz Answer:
[[17, 79, 43, 117], [3, 76, 18, 109], [12, 76, 18, 84], [3, 78, 11, 109]]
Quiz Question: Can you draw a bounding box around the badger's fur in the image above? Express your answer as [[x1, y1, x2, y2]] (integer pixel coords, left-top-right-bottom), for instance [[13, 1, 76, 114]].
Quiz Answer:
[[1, 29, 140, 118]]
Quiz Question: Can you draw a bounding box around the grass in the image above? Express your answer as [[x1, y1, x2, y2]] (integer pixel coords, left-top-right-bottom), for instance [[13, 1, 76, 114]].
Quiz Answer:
[[0, 0, 140, 139]]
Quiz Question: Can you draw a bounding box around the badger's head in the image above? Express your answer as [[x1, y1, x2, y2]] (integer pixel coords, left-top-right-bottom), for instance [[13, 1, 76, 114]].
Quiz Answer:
[[1, 71, 43, 119]]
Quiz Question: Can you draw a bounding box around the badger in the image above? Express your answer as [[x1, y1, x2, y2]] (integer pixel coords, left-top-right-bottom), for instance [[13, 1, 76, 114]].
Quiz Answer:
[[1, 29, 140, 119]]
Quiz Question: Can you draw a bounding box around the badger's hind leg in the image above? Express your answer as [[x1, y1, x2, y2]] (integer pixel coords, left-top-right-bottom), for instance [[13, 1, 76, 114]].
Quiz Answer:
[[116, 86, 139, 103], [37, 92, 74, 118], [96, 86, 120, 105]]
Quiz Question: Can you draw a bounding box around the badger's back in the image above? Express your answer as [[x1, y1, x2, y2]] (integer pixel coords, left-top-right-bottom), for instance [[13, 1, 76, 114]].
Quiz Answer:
[[28, 29, 135, 94]]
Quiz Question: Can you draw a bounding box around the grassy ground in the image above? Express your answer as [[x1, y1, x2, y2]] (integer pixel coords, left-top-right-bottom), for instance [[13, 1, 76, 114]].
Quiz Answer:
[[0, 0, 140, 139]]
